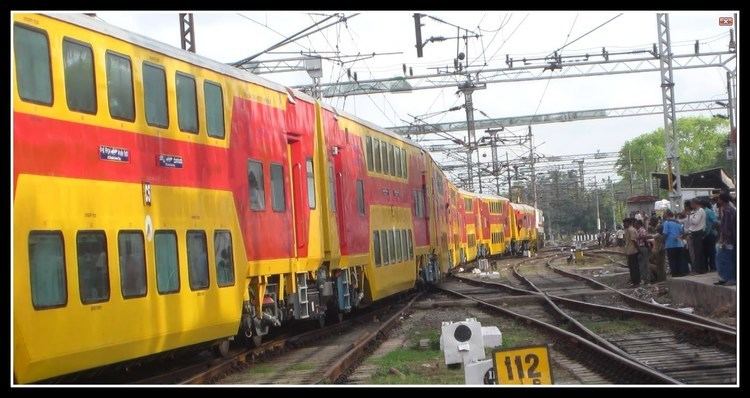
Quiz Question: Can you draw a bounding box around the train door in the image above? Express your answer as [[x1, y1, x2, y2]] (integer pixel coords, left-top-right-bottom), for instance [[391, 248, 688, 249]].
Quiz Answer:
[[286, 135, 307, 258]]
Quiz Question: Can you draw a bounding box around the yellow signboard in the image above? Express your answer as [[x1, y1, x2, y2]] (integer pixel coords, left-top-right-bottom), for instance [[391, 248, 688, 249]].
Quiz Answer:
[[492, 345, 553, 385]]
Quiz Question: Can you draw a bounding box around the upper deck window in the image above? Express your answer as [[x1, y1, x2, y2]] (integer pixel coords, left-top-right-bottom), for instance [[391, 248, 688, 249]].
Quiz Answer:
[[204, 81, 225, 139], [106, 51, 135, 121], [143, 62, 168, 128], [176, 72, 198, 133], [63, 38, 96, 114], [13, 24, 52, 105]]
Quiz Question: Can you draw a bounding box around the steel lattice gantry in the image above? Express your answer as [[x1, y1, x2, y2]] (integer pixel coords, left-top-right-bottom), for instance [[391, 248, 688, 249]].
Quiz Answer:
[[293, 49, 736, 97]]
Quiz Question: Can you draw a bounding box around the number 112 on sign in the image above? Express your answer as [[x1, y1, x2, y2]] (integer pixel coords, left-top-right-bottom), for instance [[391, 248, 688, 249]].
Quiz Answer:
[[492, 345, 553, 385]]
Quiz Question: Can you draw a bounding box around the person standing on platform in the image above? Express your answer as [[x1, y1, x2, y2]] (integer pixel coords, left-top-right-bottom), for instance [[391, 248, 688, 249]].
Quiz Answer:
[[616, 226, 625, 247], [624, 218, 641, 287], [677, 201, 694, 269], [715, 192, 736, 286], [662, 210, 688, 277], [702, 199, 718, 272], [635, 219, 652, 284], [649, 217, 666, 282], [685, 198, 707, 274]]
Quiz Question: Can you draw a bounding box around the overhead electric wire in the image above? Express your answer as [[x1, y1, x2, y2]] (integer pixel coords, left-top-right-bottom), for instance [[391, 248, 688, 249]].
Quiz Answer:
[[546, 12, 622, 57]]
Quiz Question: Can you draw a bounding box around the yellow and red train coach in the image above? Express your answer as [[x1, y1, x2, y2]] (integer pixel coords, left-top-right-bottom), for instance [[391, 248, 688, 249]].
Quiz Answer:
[[12, 12, 542, 383]]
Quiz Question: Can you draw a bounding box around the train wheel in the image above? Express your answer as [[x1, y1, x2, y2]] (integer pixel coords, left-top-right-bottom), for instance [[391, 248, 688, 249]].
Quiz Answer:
[[214, 339, 230, 358]]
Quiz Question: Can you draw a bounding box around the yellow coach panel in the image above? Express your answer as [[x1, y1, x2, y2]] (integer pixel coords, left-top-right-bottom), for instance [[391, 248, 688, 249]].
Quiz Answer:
[[366, 206, 416, 301], [13, 175, 246, 383]]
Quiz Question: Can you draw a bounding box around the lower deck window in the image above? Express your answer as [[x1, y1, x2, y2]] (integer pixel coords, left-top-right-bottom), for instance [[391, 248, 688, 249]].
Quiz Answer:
[[28, 231, 67, 309], [76, 231, 110, 304], [155, 230, 180, 294], [214, 230, 235, 287], [187, 231, 209, 290], [118, 231, 146, 298]]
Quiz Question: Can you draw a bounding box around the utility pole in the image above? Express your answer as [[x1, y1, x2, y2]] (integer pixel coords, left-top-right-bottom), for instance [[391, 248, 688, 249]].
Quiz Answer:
[[641, 151, 650, 194], [506, 152, 512, 200], [726, 70, 737, 184], [609, 176, 617, 228], [656, 13, 683, 211], [528, 126, 538, 209], [459, 82, 485, 191], [488, 129, 501, 195], [576, 160, 585, 198], [594, 178, 601, 231], [628, 147, 634, 196], [179, 13, 196, 53]]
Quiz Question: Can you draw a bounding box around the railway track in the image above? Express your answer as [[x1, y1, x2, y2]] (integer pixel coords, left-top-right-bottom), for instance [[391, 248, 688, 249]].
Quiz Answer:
[[443, 252, 736, 384], [138, 292, 421, 384]]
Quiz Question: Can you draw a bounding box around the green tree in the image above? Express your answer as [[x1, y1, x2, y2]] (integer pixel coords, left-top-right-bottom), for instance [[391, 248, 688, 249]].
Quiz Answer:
[[616, 116, 730, 185]]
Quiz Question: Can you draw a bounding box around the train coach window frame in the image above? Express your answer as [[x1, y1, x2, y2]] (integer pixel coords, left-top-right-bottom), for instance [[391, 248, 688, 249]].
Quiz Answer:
[[28, 231, 67, 310], [306, 158, 316, 209], [13, 23, 53, 106], [214, 230, 235, 287], [394, 229, 402, 262], [175, 71, 199, 134], [270, 163, 286, 212], [204, 80, 225, 139], [142, 61, 169, 128], [105, 51, 135, 122], [394, 148, 402, 178], [76, 231, 110, 305], [380, 141, 389, 175], [328, 164, 337, 213], [380, 231, 390, 264], [248, 159, 265, 211], [365, 136, 374, 171], [373, 138, 382, 173], [373, 231, 381, 266], [401, 148, 408, 179], [356, 179, 365, 215], [407, 230, 413, 259], [186, 230, 210, 291], [387, 230, 396, 264], [62, 37, 97, 115], [387, 144, 395, 177], [117, 230, 147, 299], [154, 230, 180, 294]]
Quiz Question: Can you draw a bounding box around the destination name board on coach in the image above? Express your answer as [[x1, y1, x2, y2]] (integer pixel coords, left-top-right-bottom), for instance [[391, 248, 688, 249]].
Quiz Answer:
[[159, 154, 183, 168]]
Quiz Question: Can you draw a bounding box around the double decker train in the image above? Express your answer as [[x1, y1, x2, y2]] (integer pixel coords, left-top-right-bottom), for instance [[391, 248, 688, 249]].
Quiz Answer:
[[12, 12, 541, 383]]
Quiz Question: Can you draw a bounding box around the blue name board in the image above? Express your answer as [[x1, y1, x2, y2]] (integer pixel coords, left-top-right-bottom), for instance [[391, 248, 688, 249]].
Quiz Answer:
[[99, 145, 129, 162], [159, 154, 183, 169]]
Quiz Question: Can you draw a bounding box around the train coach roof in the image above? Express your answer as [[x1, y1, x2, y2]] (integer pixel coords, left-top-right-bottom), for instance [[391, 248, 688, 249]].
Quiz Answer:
[[42, 13, 317, 104], [510, 202, 536, 212]]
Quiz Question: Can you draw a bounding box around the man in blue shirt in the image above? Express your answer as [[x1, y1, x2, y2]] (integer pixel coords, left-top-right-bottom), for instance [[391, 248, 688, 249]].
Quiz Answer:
[[662, 210, 688, 277], [702, 199, 718, 272]]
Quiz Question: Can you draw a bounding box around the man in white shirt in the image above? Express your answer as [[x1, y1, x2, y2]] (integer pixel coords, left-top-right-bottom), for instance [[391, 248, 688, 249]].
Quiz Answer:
[[685, 199, 707, 273]]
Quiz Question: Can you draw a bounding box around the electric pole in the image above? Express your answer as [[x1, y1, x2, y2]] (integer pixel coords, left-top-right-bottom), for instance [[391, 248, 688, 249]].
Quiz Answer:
[[506, 152, 512, 200], [488, 129, 502, 195], [528, 126, 538, 209], [628, 147, 634, 196], [656, 13, 683, 211], [179, 13, 196, 53], [594, 178, 601, 231], [726, 70, 736, 184], [609, 176, 617, 228]]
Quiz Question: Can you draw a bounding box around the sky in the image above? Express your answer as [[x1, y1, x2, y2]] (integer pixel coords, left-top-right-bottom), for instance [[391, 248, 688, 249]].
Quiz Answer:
[[94, 10, 737, 187]]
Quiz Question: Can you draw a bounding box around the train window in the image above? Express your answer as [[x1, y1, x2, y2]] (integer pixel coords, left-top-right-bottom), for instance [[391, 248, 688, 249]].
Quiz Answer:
[[388, 230, 396, 264], [328, 164, 336, 213], [204, 81, 225, 139], [248, 160, 265, 211], [28, 231, 66, 309], [143, 62, 168, 128], [380, 231, 389, 264], [401, 230, 408, 260], [380, 141, 388, 175], [187, 231, 209, 290], [105, 51, 135, 122], [118, 231, 146, 299], [394, 148, 402, 178], [373, 231, 381, 266], [271, 163, 286, 212], [14, 24, 52, 105], [176, 72, 198, 133], [214, 231, 235, 287], [155, 230, 180, 294], [76, 231, 110, 304], [401, 149, 408, 178], [356, 179, 365, 215], [63, 38, 96, 114], [407, 230, 413, 259], [365, 137, 374, 171], [306, 158, 316, 209], [387, 145, 395, 176], [373, 139, 382, 173], [394, 229, 402, 262]]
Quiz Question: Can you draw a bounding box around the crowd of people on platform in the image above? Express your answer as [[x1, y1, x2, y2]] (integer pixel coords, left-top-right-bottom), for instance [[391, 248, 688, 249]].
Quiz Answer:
[[594, 192, 736, 287]]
